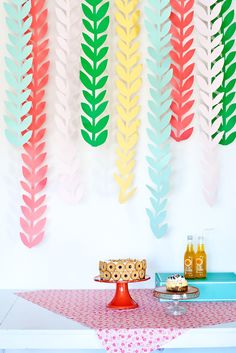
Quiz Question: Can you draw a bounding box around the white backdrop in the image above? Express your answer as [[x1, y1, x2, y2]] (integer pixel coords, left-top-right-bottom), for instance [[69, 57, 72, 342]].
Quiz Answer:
[[0, 1, 235, 290]]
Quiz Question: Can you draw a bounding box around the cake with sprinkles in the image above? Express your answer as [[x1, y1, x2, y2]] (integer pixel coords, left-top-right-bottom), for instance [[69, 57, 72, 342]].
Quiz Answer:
[[99, 259, 146, 282]]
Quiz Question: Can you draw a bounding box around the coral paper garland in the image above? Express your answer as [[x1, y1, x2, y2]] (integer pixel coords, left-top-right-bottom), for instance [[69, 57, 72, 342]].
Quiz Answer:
[[170, 0, 195, 142], [55, 0, 84, 203], [20, 0, 49, 248], [4, 0, 33, 147], [145, 0, 172, 238], [80, 0, 110, 147], [195, 0, 224, 206], [114, 0, 142, 204], [216, 0, 236, 145]]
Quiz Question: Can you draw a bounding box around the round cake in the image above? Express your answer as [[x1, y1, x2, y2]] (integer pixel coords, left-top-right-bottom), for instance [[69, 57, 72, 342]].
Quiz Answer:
[[99, 259, 146, 281], [166, 274, 188, 292]]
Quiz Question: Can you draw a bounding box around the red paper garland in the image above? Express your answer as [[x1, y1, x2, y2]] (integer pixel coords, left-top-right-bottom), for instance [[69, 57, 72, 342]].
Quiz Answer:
[[20, 0, 49, 248], [170, 0, 195, 142]]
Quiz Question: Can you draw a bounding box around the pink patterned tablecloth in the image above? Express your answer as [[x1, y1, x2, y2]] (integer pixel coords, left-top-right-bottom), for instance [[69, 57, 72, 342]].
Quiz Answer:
[[16, 289, 236, 353]]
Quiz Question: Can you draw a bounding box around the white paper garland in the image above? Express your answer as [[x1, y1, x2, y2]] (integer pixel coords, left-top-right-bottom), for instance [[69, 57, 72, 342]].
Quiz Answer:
[[195, 0, 224, 206], [55, 0, 84, 203]]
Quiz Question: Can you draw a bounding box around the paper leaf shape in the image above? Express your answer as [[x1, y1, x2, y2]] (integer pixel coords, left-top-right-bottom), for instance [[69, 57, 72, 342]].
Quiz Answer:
[[80, 0, 110, 147], [4, 0, 33, 147], [170, 0, 195, 142], [215, 0, 236, 145], [55, 0, 84, 203], [196, 0, 224, 206], [20, 0, 49, 248], [113, 0, 142, 204], [145, 0, 172, 238]]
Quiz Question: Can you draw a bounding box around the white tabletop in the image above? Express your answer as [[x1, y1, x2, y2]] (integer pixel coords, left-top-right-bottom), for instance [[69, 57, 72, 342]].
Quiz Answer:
[[0, 290, 235, 349]]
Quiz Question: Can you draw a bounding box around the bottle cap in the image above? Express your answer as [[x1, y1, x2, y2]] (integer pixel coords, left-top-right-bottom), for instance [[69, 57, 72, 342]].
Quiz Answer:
[[187, 235, 193, 240]]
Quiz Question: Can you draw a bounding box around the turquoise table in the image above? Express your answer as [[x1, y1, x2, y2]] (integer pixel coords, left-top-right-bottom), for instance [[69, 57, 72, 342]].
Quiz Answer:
[[156, 272, 236, 301]]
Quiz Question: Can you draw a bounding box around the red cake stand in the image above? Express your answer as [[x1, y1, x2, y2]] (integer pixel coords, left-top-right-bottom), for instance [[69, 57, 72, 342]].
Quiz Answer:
[[94, 276, 150, 309]]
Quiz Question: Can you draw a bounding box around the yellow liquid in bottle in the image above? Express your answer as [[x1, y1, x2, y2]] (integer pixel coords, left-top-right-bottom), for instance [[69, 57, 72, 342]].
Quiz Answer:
[[195, 240, 207, 278], [184, 241, 195, 279]]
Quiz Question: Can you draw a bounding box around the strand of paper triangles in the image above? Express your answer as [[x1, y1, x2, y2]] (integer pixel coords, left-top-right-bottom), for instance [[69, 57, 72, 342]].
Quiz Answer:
[[20, 0, 49, 248], [55, 0, 84, 203], [4, 0, 33, 147], [215, 0, 236, 145], [114, 0, 142, 204], [170, 0, 195, 142], [145, 0, 172, 238], [195, 0, 224, 206]]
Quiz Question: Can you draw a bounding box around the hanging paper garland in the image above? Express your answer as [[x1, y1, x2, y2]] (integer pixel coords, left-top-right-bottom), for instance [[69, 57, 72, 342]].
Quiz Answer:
[[145, 0, 172, 238], [170, 0, 195, 142], [80, 0, 110, 147], [195, 0, 224, 206], [55, 0, 84, 203], [4, 0, 33, 147], [20, 0, 49, 248], [216, 0, 236, 145], [114, 0, 142, 204]]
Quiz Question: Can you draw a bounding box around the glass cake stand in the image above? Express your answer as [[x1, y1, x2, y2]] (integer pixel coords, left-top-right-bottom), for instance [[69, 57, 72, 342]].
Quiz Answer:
[[94, 275, 150, 309], [153, 286, 199, 316]]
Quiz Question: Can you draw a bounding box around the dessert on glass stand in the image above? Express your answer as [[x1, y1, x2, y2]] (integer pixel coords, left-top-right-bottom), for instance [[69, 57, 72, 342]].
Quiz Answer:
[[166, 274, 188, 292], [154, 274, 199, 316], [95, 258, 150, 309]]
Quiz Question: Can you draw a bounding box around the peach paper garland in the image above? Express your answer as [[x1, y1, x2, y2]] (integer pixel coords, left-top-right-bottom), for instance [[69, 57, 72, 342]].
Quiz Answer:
[[20, 0, 49, 248], [170, 0, 195, 142]]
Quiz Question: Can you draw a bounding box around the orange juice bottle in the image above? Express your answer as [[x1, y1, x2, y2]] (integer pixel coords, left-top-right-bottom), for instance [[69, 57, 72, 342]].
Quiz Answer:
[[184, 235, 195, 278], [195, 235, 207, 278]]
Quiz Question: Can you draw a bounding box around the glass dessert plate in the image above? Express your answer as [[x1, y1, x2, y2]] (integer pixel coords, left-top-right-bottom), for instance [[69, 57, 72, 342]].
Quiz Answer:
[[153, 286, 200, 316]]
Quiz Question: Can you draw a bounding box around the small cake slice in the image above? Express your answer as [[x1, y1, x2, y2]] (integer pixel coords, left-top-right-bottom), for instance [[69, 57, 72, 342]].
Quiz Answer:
[[166, 274, 188, 292]]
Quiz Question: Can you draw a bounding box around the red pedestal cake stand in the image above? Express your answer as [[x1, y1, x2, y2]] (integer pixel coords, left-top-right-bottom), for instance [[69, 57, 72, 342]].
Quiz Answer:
[[94, 276, 150, 309]]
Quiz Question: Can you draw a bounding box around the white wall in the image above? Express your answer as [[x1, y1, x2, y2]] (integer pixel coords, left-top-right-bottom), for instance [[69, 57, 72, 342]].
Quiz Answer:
[[0, 1, 235, 290]]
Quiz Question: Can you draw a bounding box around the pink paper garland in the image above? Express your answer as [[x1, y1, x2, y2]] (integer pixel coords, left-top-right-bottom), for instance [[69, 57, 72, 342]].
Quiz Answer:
[[20, 0, 49, 248], [170, 0, 195, 142], [16, 289, 236, 353]]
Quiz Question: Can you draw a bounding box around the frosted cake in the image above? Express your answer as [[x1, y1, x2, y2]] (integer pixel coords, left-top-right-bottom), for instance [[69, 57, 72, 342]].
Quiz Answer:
[[99, 259, 146, 281]]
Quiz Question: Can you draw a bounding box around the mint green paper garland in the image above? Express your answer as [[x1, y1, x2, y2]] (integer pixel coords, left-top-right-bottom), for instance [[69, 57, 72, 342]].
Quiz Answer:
[[145, 0, 172, 238], [4, 0, 33, 147], [80, 0, 110, 147]]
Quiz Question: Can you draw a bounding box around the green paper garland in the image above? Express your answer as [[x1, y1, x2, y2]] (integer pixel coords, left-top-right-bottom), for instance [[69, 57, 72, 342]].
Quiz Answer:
[[215, 0, 236, 145], [80, 0, 110, 147], [4, 0, 33, 147]]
